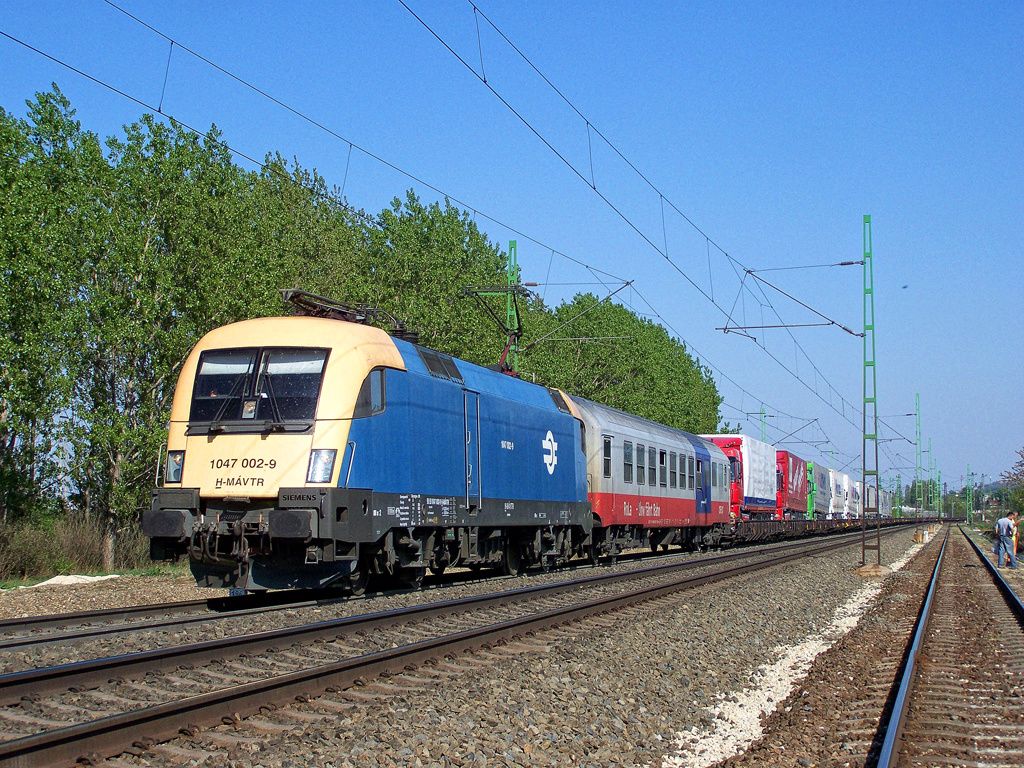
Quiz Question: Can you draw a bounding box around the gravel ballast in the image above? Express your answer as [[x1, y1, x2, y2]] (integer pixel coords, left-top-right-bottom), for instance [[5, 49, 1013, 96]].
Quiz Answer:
[[0, 537, 864, 675], [87, 526, 928, 768], [0, 571, 227, 621]]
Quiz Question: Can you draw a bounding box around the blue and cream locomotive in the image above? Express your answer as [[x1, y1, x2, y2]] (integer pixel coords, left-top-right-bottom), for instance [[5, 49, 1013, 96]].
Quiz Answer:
[[144, 292, 593, 591]]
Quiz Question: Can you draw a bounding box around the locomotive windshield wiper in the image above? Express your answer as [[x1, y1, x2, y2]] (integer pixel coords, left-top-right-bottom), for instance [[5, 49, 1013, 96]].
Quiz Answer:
[[259, 369, 286, 426], [207, 368, 250, 433]]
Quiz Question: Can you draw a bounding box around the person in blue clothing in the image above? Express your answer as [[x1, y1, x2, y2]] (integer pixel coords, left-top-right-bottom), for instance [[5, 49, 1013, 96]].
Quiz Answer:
[[995, 512, 1019, 568]]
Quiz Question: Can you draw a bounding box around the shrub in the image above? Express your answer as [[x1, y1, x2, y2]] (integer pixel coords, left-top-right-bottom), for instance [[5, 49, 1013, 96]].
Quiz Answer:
[[0, 513, 150, 581]]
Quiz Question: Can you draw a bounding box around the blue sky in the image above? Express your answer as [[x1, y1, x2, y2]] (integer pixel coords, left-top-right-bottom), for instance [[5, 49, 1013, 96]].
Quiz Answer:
[[2, 0, 1021, 490]]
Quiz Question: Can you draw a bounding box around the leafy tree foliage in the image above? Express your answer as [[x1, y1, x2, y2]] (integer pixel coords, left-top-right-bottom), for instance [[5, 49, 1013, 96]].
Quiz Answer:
[[523, 294, 721, 434], [1002, 447, 1024, 489], [0, 87, 725, 566]]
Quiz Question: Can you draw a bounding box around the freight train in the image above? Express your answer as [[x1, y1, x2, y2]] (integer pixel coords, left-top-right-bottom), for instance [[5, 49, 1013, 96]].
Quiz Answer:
[[143, 291, 890, 592]]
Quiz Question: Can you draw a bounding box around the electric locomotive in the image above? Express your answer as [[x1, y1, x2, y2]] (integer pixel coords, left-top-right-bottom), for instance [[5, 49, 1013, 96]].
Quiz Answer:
[[144, 291, 592, 592]]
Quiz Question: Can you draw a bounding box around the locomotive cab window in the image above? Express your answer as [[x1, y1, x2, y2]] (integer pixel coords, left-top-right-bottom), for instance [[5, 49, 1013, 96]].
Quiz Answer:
[[353, 368, 386, 418], [190, 347, 328, 428], [602, 436, 612, 478], [623, 441, 633, 483]]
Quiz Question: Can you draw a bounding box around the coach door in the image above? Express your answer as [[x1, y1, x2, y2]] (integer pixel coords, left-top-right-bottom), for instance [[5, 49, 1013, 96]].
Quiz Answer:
[[695, 457, 709, 519], [464, 391, 481, 511]]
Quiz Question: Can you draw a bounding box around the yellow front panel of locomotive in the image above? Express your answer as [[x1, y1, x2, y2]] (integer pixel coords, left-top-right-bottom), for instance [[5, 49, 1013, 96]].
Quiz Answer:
[[184, 432, 314, 498]]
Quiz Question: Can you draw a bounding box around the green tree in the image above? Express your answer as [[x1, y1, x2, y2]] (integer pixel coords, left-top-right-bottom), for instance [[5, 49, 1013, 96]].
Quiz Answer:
[[0, 87, 105, 523], [0, 88, 728, 572], [1002, 447, 1024, 489], [522, 293, 721, 433], [344, 191, 508, 363]]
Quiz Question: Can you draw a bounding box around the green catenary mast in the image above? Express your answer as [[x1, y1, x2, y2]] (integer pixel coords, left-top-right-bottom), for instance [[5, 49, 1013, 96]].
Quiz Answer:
[[462, 240, 530, 375], [861, 214, 881, 566], [807, 461, 816, 518], [915, 394, 923, 514], [966, 464, 973, 524]]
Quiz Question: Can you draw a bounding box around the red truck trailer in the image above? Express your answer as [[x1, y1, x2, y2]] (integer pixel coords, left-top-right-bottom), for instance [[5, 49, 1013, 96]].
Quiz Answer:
[[776, 450, 809, 520]]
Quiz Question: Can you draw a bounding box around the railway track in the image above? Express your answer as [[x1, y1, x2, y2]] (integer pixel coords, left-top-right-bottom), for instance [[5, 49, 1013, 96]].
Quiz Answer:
[[0, 527, 893, 657], [874, 526, 1024, 768], [0, 528, 901, 768]]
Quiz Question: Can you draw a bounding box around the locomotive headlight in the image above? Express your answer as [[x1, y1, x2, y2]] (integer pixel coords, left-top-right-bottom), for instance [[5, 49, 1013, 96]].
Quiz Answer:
[[165, 451, 185, 484], [306, 449, 337, 484]]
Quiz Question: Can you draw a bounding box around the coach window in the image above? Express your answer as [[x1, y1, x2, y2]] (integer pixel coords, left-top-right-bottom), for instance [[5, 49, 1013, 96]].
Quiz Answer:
[[695, 459, 703, 489], [648, 447, 657, 487], [623, 441, 633, 483], [636, 444, 645, 485], [659, 450, 667, 487], [602, 436, 612, 479], [711, 462, 717, 488], [669, 452, 677, 489], [688, 455, 695, 490]]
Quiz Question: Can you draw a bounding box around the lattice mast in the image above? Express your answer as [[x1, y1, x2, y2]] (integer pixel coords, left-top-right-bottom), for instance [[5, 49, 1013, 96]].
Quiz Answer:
[[862, 215, 881, 565], [966, 464, 973, 524], [462, 240, 532, 375], [915, 394, 923, 513], [928, 438, 934, 513]]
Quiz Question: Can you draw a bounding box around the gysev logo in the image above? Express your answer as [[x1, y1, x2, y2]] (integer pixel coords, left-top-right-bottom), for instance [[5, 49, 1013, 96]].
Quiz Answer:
[[542, 430, 558, 475]]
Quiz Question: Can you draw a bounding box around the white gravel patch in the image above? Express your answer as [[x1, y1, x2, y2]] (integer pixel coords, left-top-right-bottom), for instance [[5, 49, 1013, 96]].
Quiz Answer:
[[18, 574, 121, 589], [660, 540, 925, 768]]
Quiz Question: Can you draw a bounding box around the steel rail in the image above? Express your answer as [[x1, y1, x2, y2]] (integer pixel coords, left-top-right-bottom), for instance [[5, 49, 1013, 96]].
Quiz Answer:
[[0, 521, 915, 644], [0, 529, 899, 768], [0, 529, 891, 707], [874, 526, 949, 768], [958, 524, 1024, 623], [0, 587, 342, 635], [0, 527, 893, 655], [0, 593, 366, 652]]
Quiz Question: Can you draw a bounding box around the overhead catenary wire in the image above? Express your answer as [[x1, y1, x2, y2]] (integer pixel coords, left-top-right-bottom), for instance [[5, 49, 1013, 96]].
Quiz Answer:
[[0, 29, 376, 230], [9, 6, 901, 476], [394, 0, 729, 319], [97, 0, 626, 286], [402, 0, 871, 436], [102, 0, 874, 457]]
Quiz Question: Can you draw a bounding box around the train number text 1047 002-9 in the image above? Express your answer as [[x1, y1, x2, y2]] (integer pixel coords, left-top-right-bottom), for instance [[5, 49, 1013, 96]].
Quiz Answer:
[[209, 458, 278, 470]]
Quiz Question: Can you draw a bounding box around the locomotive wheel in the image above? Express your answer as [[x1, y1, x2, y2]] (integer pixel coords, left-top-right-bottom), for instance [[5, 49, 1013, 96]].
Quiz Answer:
[[398, 566, 426, 588], [347, 566, 368, 597], [502, 542, 522, 576]]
